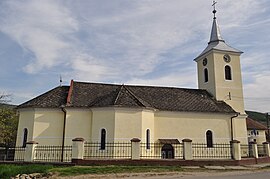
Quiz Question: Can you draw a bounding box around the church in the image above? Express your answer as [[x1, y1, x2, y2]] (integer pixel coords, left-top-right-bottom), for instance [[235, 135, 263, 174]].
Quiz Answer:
[[16, 7, 248, 149]]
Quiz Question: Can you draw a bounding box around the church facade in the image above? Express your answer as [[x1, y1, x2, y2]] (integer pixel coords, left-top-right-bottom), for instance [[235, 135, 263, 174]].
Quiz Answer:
[[16, 10, 248, 149]]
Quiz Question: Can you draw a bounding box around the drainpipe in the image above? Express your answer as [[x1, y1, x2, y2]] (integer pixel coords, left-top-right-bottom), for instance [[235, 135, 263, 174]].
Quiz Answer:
[[61, 106, 67, 162], [231, 113, 239, 141]]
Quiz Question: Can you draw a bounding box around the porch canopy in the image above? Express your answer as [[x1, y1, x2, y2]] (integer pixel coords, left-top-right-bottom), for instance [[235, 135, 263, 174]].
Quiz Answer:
[[158, 139, 180, 144]]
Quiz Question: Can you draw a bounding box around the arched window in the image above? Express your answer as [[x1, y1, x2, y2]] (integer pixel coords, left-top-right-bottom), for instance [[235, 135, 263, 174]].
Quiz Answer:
[[100, 128, 106, 150], [225, 65, 232, 80], [22, 128, 28, 147], [206, 130, 213, 148], [204, 68, 208, 82], [146, 129, 150, 149]]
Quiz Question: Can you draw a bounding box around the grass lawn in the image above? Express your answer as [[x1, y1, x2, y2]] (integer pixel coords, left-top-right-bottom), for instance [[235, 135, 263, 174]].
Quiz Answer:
[[0, 164, 54, 179], [51, 165, 186, 176], [0, 164, 189, 178]]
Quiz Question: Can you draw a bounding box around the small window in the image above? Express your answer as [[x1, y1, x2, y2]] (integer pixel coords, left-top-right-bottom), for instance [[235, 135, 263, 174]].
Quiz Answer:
[[146, 129, 150, 149], [204, 68, 208, 82], [225, 65, 232, 80], [100, 128, 106, 150], [206, 130, 213, 148], [22, 128, 28, 148]]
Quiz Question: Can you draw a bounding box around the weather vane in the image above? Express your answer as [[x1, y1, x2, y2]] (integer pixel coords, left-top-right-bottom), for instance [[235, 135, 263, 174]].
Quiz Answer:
[[212, 1, 217, 19]]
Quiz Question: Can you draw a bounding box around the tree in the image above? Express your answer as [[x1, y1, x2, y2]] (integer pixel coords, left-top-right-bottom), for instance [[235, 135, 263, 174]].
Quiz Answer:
[[0, 93, 11, 104], [0, 107, 18, 146], [0, 94, 18, 147]]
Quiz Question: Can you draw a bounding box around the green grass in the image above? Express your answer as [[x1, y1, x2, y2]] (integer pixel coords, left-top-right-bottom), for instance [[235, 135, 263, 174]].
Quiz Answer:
[[51, 166, 185, 176], [0, 164, 54, 179], [0, 164, 204, 178]]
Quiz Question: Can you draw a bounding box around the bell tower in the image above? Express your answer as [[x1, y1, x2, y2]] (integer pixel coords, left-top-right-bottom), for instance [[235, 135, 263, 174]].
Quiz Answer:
[[194, 2, 245, 114]]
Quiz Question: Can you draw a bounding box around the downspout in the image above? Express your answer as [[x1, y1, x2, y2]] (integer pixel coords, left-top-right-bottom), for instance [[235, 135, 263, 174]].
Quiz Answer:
[[231, 113, 239, 141], [61, 106, 67, 162]]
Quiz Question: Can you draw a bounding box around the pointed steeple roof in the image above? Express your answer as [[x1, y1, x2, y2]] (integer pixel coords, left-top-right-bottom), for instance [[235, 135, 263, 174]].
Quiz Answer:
[[194, 5, 242, 61], [209, 17, 224, 43]]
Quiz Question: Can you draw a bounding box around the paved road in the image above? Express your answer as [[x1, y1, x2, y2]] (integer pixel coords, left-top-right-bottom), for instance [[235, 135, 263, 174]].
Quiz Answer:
[[117, 171, 270, 179], [180, 171, 270, 179]]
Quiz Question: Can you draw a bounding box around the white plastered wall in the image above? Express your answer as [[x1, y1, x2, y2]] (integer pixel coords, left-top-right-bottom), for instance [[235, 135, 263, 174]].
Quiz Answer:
[[155, 111, 233, 143], [64, 108, 92, 145]]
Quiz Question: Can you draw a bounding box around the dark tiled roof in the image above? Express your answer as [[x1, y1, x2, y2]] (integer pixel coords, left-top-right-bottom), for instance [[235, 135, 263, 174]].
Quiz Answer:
[[68, 81, 235, 113], [18, 81, 236, 113], [18, 86, 69, 108], [246, 117, 267, 130]]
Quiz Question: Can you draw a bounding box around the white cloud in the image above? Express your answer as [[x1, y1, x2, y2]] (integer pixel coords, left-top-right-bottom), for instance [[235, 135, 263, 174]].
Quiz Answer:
[[0, 0, 78, 73], [126, 70, 197, 89], [0, 0, 262, 78], [0, 0, 269, 112]]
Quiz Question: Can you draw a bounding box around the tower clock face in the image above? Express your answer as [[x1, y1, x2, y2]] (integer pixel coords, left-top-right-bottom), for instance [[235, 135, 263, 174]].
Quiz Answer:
[[223, 54, 231, 63], [203, 58, 208, 66]]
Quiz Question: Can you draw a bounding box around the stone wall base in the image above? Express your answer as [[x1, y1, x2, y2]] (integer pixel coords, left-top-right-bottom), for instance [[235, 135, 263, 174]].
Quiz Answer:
[[71, 158, 270, 166]]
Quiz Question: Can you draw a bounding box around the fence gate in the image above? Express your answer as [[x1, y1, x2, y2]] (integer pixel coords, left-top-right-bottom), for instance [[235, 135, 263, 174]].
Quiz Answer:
[[161, 144, 174, 159]]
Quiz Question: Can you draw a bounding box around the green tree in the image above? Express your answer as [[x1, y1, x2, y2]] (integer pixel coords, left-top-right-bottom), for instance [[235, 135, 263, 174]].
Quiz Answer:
[[0, 107, 18, 146], [0, 93, 11, 104], [0, 94, 18, 147]]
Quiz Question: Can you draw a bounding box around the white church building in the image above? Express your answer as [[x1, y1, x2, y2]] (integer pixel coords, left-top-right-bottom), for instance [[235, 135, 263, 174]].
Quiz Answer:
[[16, 7, 248, 154]]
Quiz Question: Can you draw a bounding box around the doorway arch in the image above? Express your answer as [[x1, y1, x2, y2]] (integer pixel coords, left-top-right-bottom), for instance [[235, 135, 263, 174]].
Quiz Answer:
[[161, 144, 174, 159]]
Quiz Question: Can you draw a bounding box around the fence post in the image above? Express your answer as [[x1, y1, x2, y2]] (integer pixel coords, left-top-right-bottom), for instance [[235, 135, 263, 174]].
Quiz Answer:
[[250, 141, 258, 158], [231, 140, 241, 160], [263, 142, 270, 157], [131, 138, 141, 160], [72, 138, 85, 164], [24, 141, 38, 162], [182, 139, 192, 160]]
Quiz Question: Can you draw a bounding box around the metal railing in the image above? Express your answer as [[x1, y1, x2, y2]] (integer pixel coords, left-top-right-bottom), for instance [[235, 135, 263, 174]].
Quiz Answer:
[[257, 144, 267, 157], [140, 143, 183, 159], [240, 144, 252, 158], [0, 146, 26, 161], [192, 143, 232, 159], [34, 145, 72, 162], [84, 142, 131, 159]]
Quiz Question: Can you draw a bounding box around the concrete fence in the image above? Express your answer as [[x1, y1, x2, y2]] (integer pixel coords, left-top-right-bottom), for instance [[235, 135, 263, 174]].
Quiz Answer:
[[6, 139, 270, 163], [70, 138, 270, 163]]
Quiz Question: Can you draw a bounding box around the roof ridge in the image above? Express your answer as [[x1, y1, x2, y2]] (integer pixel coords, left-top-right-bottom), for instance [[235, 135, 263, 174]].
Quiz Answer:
[[72, 80, 206, 91], [113, 85, 124, 105], [124, 86, 151, 108]]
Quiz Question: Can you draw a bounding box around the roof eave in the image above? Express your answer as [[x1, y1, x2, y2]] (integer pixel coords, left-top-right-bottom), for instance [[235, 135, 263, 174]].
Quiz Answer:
[[194, 48, 243, 62]]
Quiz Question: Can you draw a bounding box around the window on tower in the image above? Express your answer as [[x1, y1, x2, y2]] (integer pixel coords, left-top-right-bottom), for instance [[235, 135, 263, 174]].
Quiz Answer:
[[204, 68, 208, 82], [225, 65, 232, 80]]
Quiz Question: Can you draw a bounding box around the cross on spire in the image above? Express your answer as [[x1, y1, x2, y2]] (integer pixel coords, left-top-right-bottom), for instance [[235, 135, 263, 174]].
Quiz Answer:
[[212, 1, 217, 19]]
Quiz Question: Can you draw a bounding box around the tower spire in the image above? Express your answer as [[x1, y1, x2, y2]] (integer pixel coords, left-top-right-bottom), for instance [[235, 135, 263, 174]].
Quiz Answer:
[[194, 1, 242, 61], [209, 1, 224, 44]]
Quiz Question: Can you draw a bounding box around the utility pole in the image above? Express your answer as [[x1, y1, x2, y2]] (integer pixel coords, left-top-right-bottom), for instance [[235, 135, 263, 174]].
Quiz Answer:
[[266, 112, 270, 142]]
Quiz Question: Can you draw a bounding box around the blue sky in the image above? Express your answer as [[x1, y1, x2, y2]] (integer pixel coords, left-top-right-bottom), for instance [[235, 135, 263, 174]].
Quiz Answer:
[[0, 0, 270, 112]]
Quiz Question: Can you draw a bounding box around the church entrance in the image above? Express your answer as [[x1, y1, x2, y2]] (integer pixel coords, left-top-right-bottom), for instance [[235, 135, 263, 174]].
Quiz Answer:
[[161, 144, 174, 159]]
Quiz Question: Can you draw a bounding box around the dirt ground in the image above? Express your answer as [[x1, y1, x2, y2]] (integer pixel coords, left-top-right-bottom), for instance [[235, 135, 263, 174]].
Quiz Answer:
[[52, 168, 270, 179]]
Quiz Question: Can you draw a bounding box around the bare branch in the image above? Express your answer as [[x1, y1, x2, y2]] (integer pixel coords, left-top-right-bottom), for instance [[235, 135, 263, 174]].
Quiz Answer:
[[0, 93, 11, 104]]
